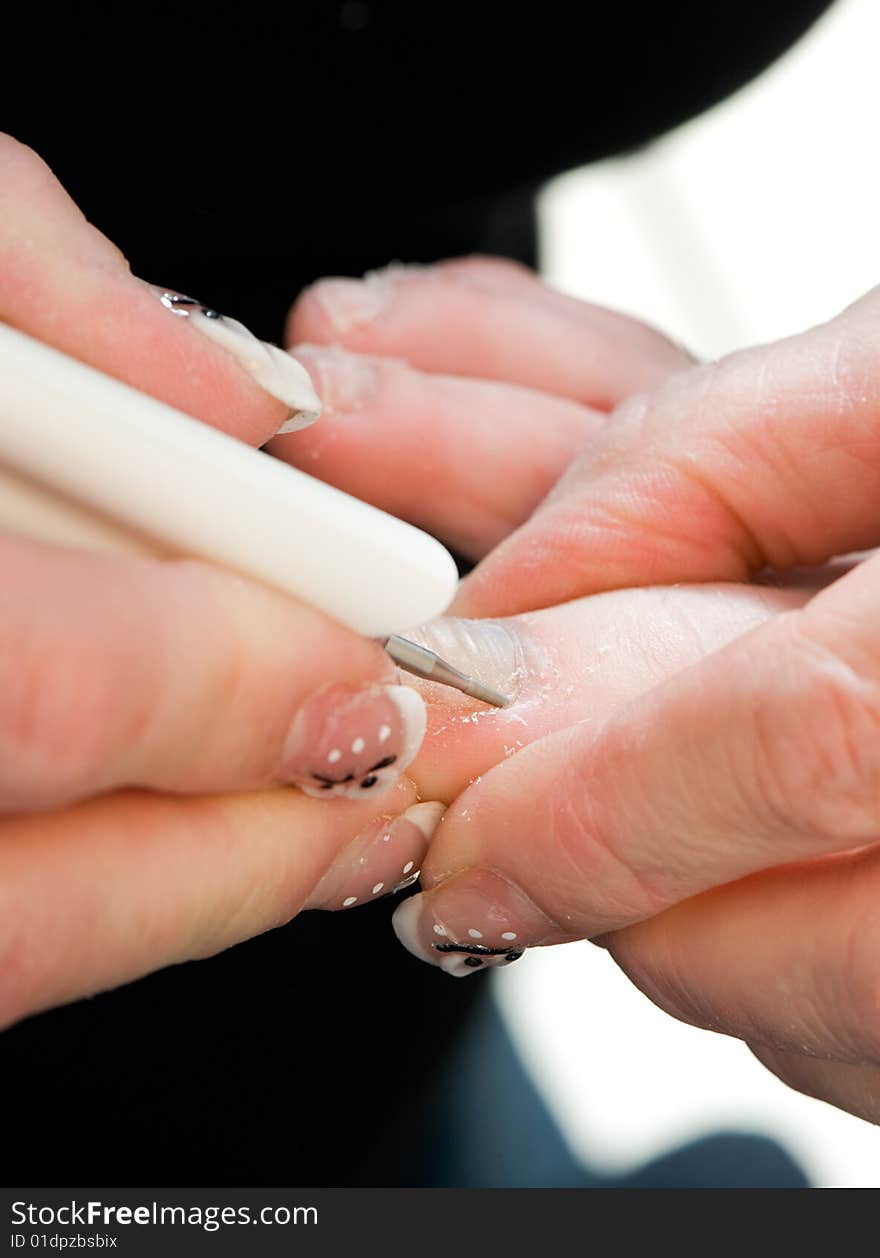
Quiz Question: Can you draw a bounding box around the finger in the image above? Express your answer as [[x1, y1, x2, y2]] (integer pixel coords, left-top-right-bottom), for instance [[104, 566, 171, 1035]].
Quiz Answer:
[[0, 133, 316, 444], [0, 776, 441, 1028], [456, 286, 880, 616], [287, 258, 692, 412], [605, 845, 880, 1071], [608, 844, 880, 1127], [433, 254, 689, 351], [0, 534, 426, 810], [749, 1046, 880, 1127], [404, 580, 808, 808], [393, 555, 880, 975], [4, 476, 794, 815], [269, 344, 602, 559]]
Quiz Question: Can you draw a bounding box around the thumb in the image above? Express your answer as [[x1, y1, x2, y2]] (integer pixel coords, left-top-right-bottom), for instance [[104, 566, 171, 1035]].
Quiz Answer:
[[456, 286, 880, 616], [396, 554, 880, 975]]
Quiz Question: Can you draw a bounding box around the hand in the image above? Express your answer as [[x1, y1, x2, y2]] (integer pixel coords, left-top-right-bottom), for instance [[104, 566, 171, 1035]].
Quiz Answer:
[[275, 255, 691, 558], [0, 154, 693, 1028], [286, 258, 880, 1125], [0, 135, 437, 1025]]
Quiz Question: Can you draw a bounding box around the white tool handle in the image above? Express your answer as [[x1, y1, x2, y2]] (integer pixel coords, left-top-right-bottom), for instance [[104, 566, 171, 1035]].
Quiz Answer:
[[0, 323, 458, 636]]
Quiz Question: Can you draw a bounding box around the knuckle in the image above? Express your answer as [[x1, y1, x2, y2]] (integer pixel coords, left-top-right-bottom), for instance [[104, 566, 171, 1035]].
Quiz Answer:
[[752, 615, 880, 845]]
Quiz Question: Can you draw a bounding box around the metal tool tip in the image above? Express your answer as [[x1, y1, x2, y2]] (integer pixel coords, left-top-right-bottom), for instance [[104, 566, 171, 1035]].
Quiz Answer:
[[383, 635, 512, 708], [465, 679, 512, 709]]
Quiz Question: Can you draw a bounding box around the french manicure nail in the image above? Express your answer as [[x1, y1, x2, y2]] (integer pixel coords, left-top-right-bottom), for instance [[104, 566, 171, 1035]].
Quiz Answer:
[[154, 289, 322, 432], [306, 800, 445, 911], [280, 682, 426, 800], [392, 868, 559, 977]]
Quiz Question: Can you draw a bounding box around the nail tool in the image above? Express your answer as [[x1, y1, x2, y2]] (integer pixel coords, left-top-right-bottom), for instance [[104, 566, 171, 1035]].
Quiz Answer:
[[384, 635, 510, 707], [0, 322, 508, 706]]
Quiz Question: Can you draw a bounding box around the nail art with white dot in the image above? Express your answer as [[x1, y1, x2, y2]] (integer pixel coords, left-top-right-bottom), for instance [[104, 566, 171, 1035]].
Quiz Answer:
[[394, 894, 525, 977], [390, 869, 557, 978], [304, 801, 445, 912], [280, 682, 426, 800]]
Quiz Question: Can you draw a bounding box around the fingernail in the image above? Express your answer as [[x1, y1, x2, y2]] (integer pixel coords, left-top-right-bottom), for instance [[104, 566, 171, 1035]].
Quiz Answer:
[[279, 682, 426, 800], [402, 617, 530, 707], [310, 264, 422, 335], [306, 800, 445, 911], [154, 289, 322, 433], [392, 868, 557, 977], [290, 343, 379, 413]]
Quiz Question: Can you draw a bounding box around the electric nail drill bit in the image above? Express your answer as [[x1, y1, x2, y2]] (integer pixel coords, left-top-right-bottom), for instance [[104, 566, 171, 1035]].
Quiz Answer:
[[384, 635, 511, 708]]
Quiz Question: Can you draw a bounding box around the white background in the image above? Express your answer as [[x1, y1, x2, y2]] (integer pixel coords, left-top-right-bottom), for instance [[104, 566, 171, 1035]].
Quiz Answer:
[[494, 0, 880, 1188]]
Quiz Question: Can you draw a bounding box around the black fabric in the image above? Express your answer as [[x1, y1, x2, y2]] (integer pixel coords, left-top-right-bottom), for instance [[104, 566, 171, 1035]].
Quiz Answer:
[[5, 1, 834, 268], [0, 0, 835, 1186]]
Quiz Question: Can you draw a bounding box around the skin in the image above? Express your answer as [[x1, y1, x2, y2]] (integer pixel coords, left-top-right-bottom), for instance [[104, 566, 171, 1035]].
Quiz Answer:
[[0, 136, 710, 1028], [7, 134, 880, 1131], [282, 259, 880, 1125], [0, 136, 771, 1037]]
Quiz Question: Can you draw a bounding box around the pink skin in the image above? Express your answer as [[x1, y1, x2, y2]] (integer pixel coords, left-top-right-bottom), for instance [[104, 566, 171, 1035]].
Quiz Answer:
[[454, 287, 880, 616], [1, 133, 415, 814], [398, 586, 862, 968], [275, 343, 601, 559], [284, 258, 880, 1122], [0, 535, 401, 811], [397, 583, 804, 806], [273, 259, 692, 560], [282, 258, 880, 618], [286, 259, 688, 409], [0, 134, 447, 1025], [0, 575, 807, 1026], [0, 136, 291, 445], [0, 778, 422, 1029], [0, 137, 702, 1028], [389, 584, 810, 975], [15, 122, 880, 1134]]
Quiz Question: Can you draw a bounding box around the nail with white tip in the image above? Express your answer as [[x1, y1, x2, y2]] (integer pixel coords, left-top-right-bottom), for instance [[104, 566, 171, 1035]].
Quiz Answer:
[[392, 868, 565, 977], [306, 800, 446, 911], [155, 289, 322, 433], [280, 682, 426, 801]]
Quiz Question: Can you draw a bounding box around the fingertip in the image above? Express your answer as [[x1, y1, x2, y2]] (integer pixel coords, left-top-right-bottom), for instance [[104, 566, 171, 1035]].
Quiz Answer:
[[285, 280, 340, 348], [285, 342, 381, 413], [391, 894, 435, 964], [285, 270, 401, 348], [392, 869, 554, 977], [446, 573, 489, 618]]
